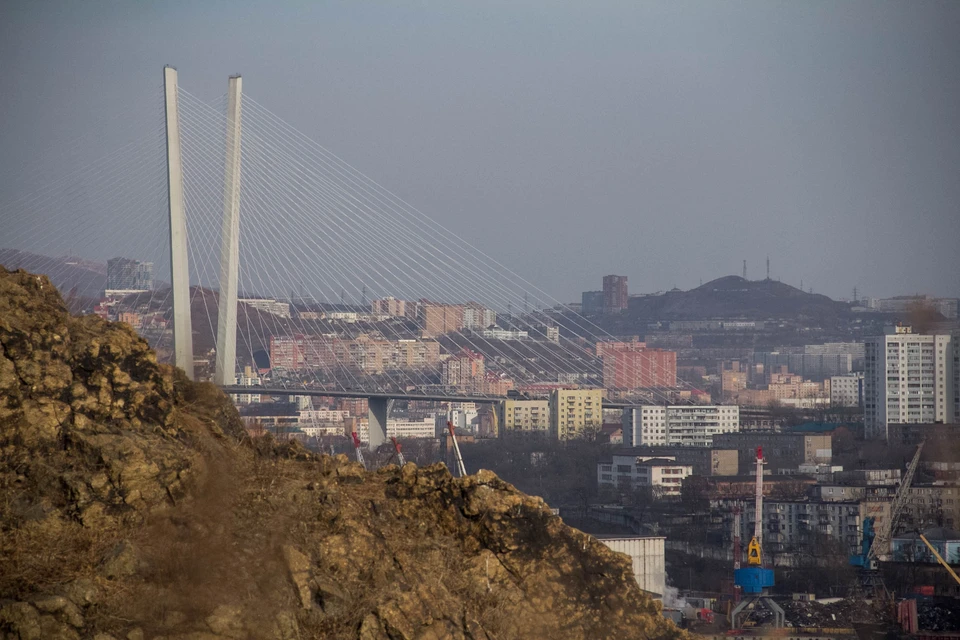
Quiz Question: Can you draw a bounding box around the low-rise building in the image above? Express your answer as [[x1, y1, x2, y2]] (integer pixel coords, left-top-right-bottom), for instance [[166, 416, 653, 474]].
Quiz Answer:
[[809, 485, 869, 502], [704, 475, 818, 501], [480, 327, 528, 340], [712, 432, 832, 471], [613, 445, 738, 476], [598, 455, 693, 497], [834, 468, 901, 486], [357, 417, 437, 443], [239, 298, 291, 319], [594, 536, 665, 597], [892, 527, 960, 563]]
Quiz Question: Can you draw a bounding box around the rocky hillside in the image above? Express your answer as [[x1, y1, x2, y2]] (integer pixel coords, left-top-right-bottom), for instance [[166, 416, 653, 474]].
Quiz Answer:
[[0, 266, 684, 640]]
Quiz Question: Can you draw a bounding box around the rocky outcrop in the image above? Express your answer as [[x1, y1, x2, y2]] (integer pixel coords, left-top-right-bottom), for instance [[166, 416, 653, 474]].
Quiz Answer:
[[0, 266, 684, 640]]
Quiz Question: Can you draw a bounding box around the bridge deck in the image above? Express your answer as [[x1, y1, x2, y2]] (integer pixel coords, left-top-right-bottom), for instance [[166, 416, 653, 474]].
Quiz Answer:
[[221, 386, 633, 408]]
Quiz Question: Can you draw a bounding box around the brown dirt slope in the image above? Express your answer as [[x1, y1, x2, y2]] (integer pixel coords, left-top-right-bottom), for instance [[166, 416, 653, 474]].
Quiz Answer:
[[0, 266, 684, 640]]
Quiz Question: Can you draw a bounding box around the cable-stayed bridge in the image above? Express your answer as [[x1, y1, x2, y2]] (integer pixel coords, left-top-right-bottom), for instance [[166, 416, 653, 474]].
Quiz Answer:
[[2, 67, 700, 448]]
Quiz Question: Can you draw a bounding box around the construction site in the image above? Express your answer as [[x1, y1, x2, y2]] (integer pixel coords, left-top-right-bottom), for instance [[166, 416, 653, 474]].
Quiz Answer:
[[651, 442, 960, 639]]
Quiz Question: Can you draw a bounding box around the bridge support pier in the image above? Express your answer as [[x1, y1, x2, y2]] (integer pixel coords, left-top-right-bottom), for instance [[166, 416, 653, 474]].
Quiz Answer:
[[214, 74, 243, 386], [163, 66, 194, 380], [368, 397, 392, 451]]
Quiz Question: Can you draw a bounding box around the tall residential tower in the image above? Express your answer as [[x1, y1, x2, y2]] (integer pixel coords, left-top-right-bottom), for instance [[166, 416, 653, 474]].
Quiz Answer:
[[864, 325, 958, 440]]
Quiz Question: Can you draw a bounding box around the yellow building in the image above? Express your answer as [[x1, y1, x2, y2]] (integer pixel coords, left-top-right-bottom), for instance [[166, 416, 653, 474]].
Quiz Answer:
[[550, 388, 603, 440], [498, 399, 550, 436]]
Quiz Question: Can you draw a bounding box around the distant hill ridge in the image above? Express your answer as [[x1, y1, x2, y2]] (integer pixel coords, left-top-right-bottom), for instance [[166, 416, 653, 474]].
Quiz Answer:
[[0, 248, 107, 299], [627, 275, 849, 320]]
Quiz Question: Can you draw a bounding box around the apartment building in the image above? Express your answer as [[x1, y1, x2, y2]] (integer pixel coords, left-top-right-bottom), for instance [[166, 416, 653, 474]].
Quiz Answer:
[[550, 388, 603, 440], [830, 373, 864, 408], [864, 325, 957, 440], [624, 405, 740, 447], [371, 297, 407, 317], [602, 275, 628, 314], [442, 350, 485, 393], [106, 257, 153, 291], [601, 348, 677, 390], [463, 305, 496, 330], [497, 399, 550, 436], [581, 291, 604, 316], [269, 334, 441, 373], [719, 498, 884, 556], [419, 302, 466, 337]]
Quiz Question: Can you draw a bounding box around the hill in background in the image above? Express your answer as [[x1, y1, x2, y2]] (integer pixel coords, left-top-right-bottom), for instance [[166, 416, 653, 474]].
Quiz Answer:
[[0, 249, 108, 300], [626, 276, 850, 321]]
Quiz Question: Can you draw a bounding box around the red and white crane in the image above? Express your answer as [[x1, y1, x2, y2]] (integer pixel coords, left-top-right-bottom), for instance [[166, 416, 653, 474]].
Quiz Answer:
[[753, 446, 764, 552], [390, 436, 406, 466], [351, 430, 366, 469]]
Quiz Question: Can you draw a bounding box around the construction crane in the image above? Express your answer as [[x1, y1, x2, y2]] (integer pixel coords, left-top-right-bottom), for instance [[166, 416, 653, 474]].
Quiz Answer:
[[731, 447, 783, 628], [733, 503, 743, 571], [447, 421, 467, 478], [351, 431, 366, 469], [748, 445, 764, 566], [390, 436, 406, 466], [732, 502, 744, 602], [918, 532, 960, 588], [851, 442, 925, 574], [872, 442, 925, 561]]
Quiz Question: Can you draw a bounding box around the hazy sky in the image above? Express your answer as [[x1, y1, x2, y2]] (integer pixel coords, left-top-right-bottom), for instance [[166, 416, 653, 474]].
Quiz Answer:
[[2, 0, 958, 302]]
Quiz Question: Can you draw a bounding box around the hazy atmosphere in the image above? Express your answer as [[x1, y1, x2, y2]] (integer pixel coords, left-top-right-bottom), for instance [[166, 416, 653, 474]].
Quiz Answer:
[[1, 0, 958, 301], [5, 4, 960, 638]]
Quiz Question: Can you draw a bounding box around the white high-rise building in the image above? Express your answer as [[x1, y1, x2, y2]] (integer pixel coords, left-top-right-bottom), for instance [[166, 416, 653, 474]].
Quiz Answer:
[[624, 405, 740, 447], [864, 326, 957, 440], [463, 306, 496, 330]]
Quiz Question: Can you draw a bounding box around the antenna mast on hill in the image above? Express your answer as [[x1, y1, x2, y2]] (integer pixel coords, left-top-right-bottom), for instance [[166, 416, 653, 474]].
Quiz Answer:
[[766, 256, 770, 280], [742, 260, 747, 280]]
